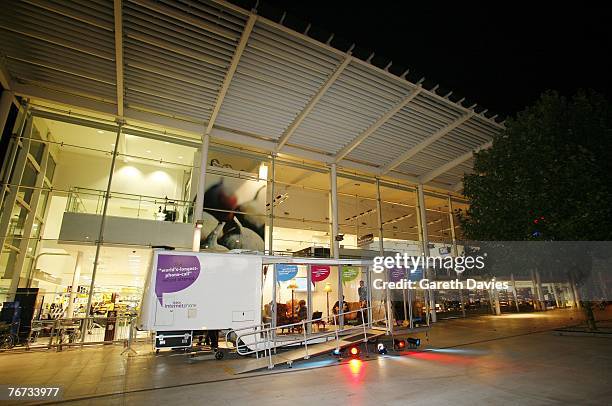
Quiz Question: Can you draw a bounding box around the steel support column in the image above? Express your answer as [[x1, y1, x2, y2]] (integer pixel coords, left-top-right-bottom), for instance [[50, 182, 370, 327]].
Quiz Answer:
[[376, 178, 394, 330], [193, 133, 210, 223], [330, 163, 339, 259], [552, 283, 561, 308], [66, 251, 84, 319], [448, 196, 466, 318], [416, 184, 436, 322], [535, 270, 545, 311], [267, 154, 275, 255], [511, 273, 520, 312]]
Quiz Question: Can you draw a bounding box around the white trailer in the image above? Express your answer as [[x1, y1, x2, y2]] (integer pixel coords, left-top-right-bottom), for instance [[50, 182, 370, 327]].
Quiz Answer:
[[138, 249, 378, 356], [138, 250, 263, 352]]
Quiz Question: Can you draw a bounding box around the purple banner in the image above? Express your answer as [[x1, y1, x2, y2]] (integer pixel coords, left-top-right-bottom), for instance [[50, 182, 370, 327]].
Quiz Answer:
[[156, 254, 200, 304]]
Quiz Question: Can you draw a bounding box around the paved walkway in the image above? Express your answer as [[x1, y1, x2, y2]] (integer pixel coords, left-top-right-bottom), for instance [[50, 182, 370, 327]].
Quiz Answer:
[[0, 308, 610, 405]]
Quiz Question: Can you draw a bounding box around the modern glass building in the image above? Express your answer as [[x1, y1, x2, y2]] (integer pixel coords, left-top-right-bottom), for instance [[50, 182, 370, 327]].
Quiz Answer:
[[0, 0, 571, 325]]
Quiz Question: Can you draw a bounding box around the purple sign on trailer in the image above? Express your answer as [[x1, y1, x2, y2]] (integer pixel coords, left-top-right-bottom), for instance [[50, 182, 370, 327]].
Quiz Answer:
[[155, 254, 200, 304]]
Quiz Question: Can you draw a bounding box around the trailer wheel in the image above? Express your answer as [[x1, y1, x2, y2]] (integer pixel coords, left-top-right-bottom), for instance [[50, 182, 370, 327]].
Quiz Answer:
[[215, 350, 224, 360]]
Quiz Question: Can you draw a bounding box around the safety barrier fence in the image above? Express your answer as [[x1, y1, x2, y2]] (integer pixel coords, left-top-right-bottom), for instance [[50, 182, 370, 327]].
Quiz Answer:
[[0, 316, 146, 353]]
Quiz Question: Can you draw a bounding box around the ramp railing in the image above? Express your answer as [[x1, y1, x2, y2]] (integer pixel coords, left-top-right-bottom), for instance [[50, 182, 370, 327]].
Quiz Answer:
[[228, 306, 387, 369]]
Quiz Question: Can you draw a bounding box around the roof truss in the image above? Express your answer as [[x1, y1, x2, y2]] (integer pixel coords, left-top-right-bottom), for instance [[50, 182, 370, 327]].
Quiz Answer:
[[381, 111, 476, 174], [276, 56, 352, 151], [206, 13, 257, 135], [418, 140, 492, 184], [335, 85, 422, 162]]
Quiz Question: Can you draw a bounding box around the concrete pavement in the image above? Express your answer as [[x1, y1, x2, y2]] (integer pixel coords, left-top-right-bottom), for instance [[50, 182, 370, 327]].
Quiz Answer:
[[0, 308, 610, 405]]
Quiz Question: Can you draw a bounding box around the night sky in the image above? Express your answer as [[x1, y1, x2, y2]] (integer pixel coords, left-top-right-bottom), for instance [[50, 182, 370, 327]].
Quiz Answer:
[[230, 1, 612, 120]]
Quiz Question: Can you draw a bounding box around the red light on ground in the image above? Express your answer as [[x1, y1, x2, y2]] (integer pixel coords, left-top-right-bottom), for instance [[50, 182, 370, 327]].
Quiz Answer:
[[350, 346, 359, 356], [348, 358, 362, 374]]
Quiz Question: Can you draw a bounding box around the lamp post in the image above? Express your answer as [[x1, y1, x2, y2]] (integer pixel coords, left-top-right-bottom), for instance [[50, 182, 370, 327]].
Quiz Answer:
[[324, 282, 332, 319], [288, 280, 298, 319]]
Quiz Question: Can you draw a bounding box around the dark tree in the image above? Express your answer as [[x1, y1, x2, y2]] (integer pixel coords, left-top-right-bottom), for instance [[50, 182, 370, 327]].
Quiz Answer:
[[459, 90, 612, 329], [460, 90, 612, 241]]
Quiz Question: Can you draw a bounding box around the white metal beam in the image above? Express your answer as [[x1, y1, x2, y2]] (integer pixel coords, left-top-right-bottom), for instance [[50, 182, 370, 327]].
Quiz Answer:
[[206, 13, 257, 135], [276, 56, 352, 151], [381, 111, 475, 174], [418, 140, 492, 184], [113, 0, 124, 118], [335, 85, 422, 162]]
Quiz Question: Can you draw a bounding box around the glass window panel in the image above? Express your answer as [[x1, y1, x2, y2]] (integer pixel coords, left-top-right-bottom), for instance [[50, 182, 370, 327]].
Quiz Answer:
[[100, 134, 199, 225], [19, 256, 34, 288], [424, 194, 452, 243], [29, 128, 45, 164], [380, 186, 420, 254], [273, 183, 329, 224], [208, 147, 266, 176], [271, 163, 330, 256], [46, 154, 57, 181], [18, 161, 38, 203], [5, 202, 28, 247], [26, 231, 39, 257], [36, 190, 49, 219], [337, 178, 379, 254], [272, 218, 330, 256], [0, 247, 19, 297]]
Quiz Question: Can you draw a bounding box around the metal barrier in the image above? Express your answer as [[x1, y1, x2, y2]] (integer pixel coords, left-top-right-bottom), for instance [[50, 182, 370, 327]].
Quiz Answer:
[[227, 306, 388, 369], [0, 316, 144, 352]]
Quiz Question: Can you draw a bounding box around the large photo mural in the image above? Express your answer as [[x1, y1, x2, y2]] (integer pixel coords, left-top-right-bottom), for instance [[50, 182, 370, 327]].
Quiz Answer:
[[196, 174, 267, 252]]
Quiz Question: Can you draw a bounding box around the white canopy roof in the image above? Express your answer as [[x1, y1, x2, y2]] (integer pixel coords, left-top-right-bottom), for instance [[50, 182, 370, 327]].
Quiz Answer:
[[0, 0, 503, 192]]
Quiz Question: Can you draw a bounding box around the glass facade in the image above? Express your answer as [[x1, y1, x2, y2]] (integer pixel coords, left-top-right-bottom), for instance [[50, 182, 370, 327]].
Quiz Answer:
[[0, 103, 541, 327]]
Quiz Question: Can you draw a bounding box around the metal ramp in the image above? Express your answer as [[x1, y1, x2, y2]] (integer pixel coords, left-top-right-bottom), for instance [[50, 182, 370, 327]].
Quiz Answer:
[[226, 307, 388, 374], [232, 328, 385, 374]]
